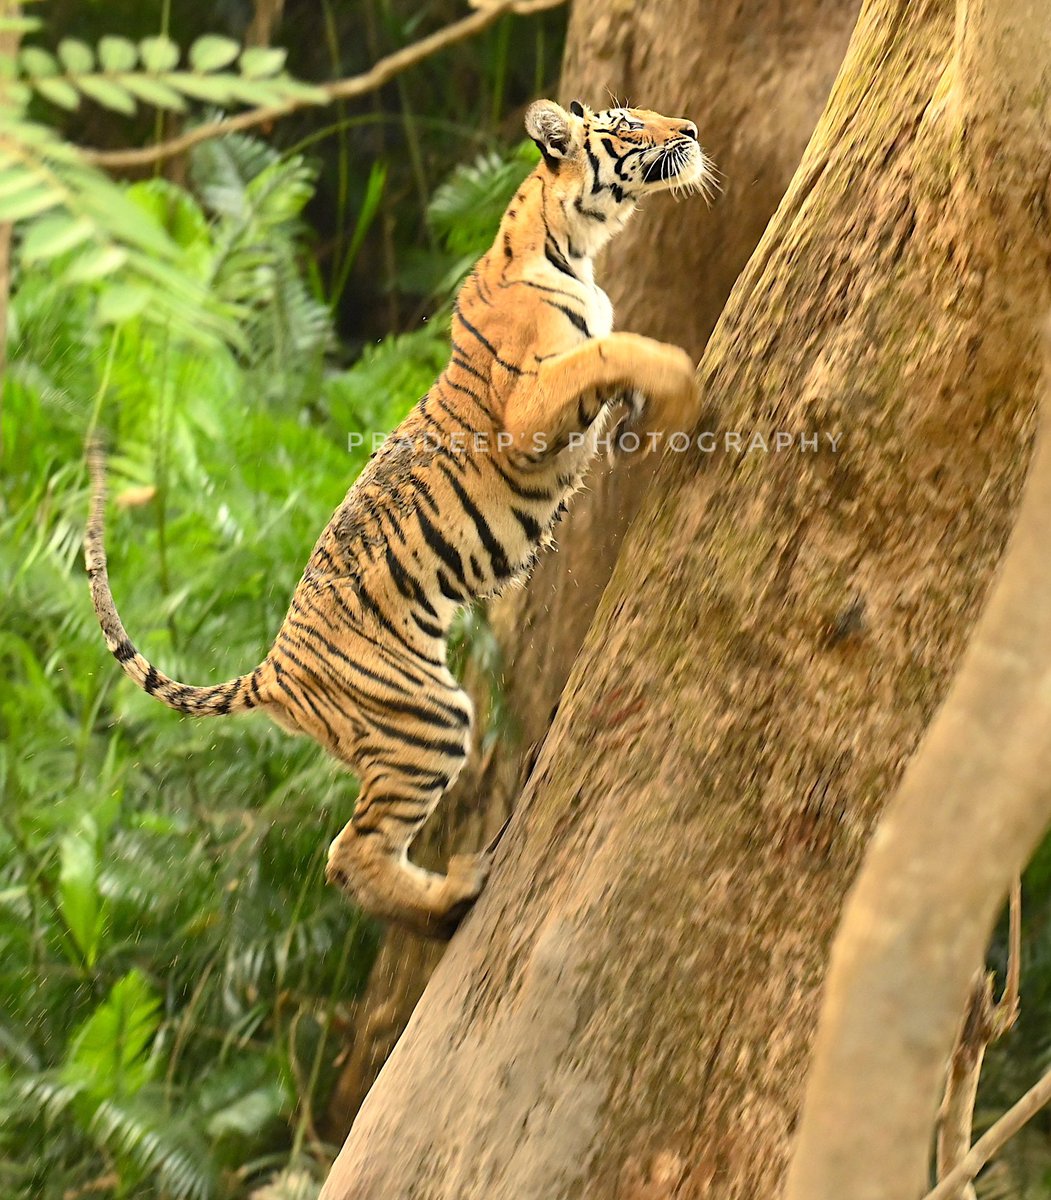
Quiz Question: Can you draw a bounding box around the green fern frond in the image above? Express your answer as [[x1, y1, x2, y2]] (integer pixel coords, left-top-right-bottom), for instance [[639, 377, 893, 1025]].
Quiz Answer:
[[427, 139, 539, 259]]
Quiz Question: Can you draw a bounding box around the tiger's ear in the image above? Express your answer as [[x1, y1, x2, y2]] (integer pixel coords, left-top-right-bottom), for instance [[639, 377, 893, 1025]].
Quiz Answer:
[[525, 100, 580, 168], [569, 99, 586, 118]]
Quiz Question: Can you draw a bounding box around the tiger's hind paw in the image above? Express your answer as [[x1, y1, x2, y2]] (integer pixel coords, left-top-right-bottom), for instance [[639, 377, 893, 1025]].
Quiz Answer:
[[431, 852, 492, 939], [445, 850, 492, 905]]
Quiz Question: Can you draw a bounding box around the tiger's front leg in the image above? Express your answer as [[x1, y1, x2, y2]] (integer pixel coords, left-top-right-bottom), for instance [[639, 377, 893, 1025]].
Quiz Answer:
[[502, 331, 699, 451]]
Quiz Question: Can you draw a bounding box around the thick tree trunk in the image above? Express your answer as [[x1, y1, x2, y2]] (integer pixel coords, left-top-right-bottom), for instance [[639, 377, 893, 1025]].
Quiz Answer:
[[782, 12, 1051, 1187], [324, 0, 860, 1133], [319, 0, 1051, 1192], [786, 340, 1051, 1200]]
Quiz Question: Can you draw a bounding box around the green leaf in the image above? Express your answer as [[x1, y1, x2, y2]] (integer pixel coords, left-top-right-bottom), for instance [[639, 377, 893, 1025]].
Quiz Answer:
[[33, 76, 80, 110], [0, 16, 43, 34], [138, 35, 179, 73], [20, 213, 95, 260], [19, 46, 58, 77], [76, 77, 137, 115], [64, 244, 128, 282], [238, 46, 286, 79], [224, 79, 290, 108], [0, 80, 32, 110], [96, 283, 151, 324], [172, 74, 245, 105], [0, 184, 60, 222], [58, 817, 102, 966], [120, 75, 187, 112], [167, 74, 237, 104], [78, 184, 178, 256], [273, 78, 328, 105], [57, 38, 95, 73], [98, 35, 138, 73], [189, 35, 241, 73], [0, 167, 49, 201], [206, 1081, 286, 1140], [63, 970, 160, 1099]]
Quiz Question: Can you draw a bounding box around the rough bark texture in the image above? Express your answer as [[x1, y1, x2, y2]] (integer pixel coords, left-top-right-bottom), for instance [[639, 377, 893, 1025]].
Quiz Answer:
[[786, 349, 1051, 1200], [324, 0, 860, 1133], [319, 0, 1051, 1191], [783, 4, 1051, 1194]]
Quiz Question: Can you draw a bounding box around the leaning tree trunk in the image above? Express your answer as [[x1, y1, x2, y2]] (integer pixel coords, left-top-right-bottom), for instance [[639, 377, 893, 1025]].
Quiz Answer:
[[324, 0, 860, 1133], [319, 0, 1051, 1191]]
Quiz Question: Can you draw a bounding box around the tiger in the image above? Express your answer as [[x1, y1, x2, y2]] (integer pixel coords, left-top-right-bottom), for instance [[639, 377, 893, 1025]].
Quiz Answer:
[[85, 98, 712, 938]]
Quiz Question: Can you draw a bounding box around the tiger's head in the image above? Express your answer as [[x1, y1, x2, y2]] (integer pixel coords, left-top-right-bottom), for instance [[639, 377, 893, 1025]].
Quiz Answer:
[[524, 98, 712, 212]]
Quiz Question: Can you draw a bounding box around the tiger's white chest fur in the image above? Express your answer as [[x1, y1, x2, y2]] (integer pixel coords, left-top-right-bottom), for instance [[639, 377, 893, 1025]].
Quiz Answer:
[[566, 258, 615, 339], [585, 284, 614, 338]]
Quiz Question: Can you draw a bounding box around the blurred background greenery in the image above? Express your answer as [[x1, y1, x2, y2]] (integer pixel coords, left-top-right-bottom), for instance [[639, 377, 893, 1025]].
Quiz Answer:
[[0, 2, 560, 1196]]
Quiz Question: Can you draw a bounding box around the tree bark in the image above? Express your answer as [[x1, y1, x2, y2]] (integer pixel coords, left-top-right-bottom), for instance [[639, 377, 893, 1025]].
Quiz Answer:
[[319, 0, 1051, 1191], [324, 0, 860, 1134], [785, 343, 1051, 1200], [783, 3, 1051, 1193]]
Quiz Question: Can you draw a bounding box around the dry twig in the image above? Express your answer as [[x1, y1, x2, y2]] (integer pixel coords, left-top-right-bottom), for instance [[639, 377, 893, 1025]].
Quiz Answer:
[[924, 1059, 1051, 1200], [935, 879, 1022, 1200]]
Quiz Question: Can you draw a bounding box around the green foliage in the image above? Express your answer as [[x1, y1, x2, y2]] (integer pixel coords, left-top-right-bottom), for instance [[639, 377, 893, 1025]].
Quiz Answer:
[[428, 140, 539, 260], [397, 139, 540, 300], [0, 109, 532, 1197], [0, 25, 329, 346], [16, 33, 324, 113]]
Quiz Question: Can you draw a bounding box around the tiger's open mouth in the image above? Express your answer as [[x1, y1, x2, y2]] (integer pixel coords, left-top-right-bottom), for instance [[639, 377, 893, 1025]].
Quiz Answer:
[[641, 139, 712, 198]]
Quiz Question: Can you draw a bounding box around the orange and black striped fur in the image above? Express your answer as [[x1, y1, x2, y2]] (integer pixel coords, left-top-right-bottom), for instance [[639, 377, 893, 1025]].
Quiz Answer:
[[86, 99, 711, 937]]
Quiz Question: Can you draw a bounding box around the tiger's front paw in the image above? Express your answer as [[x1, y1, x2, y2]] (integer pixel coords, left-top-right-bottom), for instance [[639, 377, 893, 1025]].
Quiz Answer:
[[663, 345, 700, 412]]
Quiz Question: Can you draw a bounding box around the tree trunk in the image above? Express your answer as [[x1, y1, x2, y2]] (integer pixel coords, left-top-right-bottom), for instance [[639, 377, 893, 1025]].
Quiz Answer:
[[782, 10, 1051, 1183], [786, 334, 1051, 1200], [319, 0, 1051, 1191], [324, 0, 860, 1134]]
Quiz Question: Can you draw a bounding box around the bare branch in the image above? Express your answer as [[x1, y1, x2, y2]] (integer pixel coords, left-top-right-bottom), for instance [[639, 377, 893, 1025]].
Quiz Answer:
[[924, 1065, 1051, 1200], [81, 0, 567, 171], [997, 877, 1022, 1030], [935, 881, 1022, 1200], [936, 971, 993, 1200]]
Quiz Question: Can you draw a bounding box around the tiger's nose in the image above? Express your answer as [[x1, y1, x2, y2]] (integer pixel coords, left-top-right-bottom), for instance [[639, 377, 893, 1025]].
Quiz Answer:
[[681, 121, 699, 140]]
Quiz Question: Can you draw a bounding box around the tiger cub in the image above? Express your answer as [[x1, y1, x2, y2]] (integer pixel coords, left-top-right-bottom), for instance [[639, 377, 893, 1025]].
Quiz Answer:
[[86, 98, 712, 937]]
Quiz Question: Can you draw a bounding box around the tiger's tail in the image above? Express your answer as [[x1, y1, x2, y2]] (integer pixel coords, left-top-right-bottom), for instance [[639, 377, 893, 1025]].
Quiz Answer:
[[85, 440, 263, 717]]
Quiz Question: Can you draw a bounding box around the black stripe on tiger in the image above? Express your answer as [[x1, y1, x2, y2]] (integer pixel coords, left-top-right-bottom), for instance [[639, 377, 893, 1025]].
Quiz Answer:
[[435, 460, 512, 581], [544, 299, 591, 338], [452, 303, 528, 377], [414, 504, 470, 593]]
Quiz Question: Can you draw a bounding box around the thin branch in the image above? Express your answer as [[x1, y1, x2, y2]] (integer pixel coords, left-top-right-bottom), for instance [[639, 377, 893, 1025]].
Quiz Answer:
[[81, 0, 567, 170], [997, 877, 1022, 1028], [934, 879, 1022, 1199], [936, 971, 992, 1200], [923, 1064, 1051, 1200]]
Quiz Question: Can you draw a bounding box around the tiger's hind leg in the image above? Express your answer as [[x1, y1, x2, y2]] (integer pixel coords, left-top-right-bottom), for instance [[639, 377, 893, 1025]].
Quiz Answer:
[[327, 819, 491, 940], [324, 683, 490, 939]]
